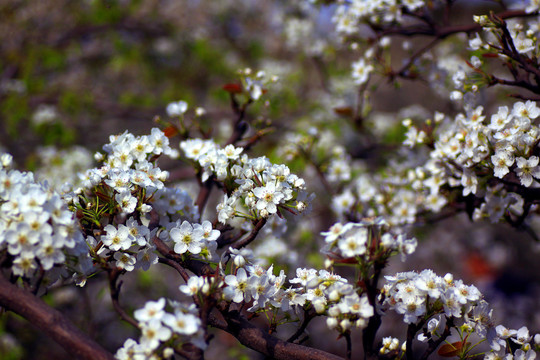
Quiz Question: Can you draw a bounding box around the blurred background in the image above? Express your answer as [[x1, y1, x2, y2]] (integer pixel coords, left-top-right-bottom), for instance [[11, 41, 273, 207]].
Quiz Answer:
[[1, 0, 540, 359]]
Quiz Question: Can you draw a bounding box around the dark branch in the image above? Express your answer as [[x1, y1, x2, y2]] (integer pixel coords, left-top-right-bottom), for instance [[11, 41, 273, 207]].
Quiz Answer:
[[108, 268, 139, 329], [209, 309, 344, 360], [0, 273, 115, 360]]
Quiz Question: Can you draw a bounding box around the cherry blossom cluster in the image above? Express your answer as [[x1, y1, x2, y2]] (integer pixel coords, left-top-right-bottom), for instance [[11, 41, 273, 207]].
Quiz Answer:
[[166, 99, 206, 118], [329, 100, 540, 228], [449, 14, 540, 100], [329, 161, 439, 226], [379, 336, 403, 355], [320, 218, 417, 263], [180, 138, 244, 182], [151, 186, 199, 223], [115, 298, 205, 360], [290, 267, 374, 333], [471, 15, 539, 57], [275, 112, 445, 226], [0, 153, 89, 280]]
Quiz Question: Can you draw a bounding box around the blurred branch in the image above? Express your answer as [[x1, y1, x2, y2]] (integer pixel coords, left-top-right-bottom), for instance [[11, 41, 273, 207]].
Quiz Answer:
[[53, 19, 171, 48], [371, 10, 532, 39]]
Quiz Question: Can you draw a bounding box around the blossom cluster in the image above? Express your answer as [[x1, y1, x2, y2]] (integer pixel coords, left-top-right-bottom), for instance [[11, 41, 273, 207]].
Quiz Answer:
[[158, 219, 220, 261], [0, 153, 89, 280], [222, 258, 374, 333], [382, 270, 486, 326], [486, 325, 539, 360], [115, 298, 205, 360], [70, 129, 203, 278], [181, 138, 312, 222], [77, 128, 177, 215], [237, 68, 278, 101], [403, 101, 540, 224], [332, 0, 427, 36], [320, 218, 417, 262], [87, 217, 158, 272], [34, 145, 94, 192]]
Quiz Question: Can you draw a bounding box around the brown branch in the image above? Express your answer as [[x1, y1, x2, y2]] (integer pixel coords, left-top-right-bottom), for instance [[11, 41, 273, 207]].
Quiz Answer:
[[287, 308, 316, 343], [226, 97, 252, 146], [108, 268, 139, 329], [490, 75, 540, 94], [226, 218, 267, 252], [158, 257, 190, 282], [195, 178, 215, 219], [208, 310, 344, 360], [392, 37, 439, 79], [0, 273, 115, 360]]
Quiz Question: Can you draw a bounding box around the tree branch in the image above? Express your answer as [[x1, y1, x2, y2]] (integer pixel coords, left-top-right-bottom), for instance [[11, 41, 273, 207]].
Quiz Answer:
[[226, 218, 267, 252], [0, 273, 115, 360], [209, 309, 344, 360], [108, 268, 139, 329]]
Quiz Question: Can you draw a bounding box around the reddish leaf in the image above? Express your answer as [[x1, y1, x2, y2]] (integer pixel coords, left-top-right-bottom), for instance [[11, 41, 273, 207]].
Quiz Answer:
[[163, 125, 179, 138], [465, 252, 494, 280], [438, 341, 469, 357], [223, 83, 243, 94], [333, 106, 354, 117], [481, 53, 499, 58]]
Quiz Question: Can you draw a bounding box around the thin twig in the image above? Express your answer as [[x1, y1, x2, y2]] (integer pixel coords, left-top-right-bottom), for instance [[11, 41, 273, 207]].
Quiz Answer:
[[287, 308, 316, 343], [107, 268, 139, 329], [344, 331, 352, 360], [195, 178, 214, 218], [226, 218, 267, 253], [158, 257, 190, 282]]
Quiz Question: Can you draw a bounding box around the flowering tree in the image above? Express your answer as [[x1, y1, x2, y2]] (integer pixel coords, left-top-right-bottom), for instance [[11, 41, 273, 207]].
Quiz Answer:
[[3, 1, 540, 359]]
